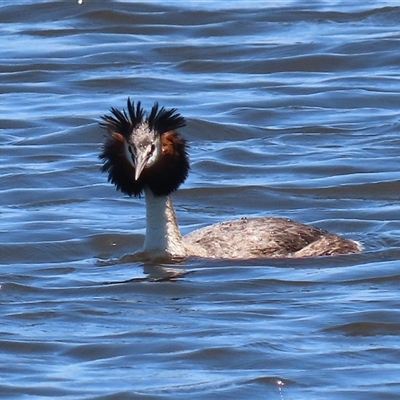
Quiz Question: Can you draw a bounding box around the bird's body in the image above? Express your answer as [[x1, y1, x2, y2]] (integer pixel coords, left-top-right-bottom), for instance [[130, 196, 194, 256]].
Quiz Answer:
[[100, 99, 361, 260]]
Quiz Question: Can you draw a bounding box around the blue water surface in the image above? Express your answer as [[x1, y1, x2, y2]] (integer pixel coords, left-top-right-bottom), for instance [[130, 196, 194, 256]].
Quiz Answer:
[[1, 1, 400, 399]]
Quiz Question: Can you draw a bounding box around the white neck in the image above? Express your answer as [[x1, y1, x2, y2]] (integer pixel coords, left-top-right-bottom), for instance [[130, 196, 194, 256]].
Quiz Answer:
[[142, 186, 187, 258]]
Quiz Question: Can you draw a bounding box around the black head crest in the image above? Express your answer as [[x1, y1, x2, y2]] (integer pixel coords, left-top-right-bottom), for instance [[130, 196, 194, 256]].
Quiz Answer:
[[148, 102, 186, 134], [100, 98, 145, 139], [99, 99, 189, 198]]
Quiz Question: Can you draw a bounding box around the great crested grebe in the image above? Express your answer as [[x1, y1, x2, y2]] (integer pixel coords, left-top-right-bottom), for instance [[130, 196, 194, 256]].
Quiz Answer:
[[100, 99, 361, 259]]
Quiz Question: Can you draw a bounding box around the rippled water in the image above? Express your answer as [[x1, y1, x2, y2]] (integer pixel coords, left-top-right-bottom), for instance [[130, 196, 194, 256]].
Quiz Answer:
[[1, 1, 400, 399]]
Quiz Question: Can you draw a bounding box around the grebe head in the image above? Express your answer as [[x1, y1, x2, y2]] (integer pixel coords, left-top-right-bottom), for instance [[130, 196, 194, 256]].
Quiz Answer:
[[100, 98, 189, 197]]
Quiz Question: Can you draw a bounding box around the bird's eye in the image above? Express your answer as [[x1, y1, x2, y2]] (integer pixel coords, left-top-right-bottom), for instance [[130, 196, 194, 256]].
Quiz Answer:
[[127, 145, 136, 164]]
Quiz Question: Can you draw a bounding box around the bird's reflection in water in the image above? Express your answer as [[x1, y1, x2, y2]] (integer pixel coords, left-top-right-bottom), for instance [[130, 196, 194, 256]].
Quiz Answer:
[[100, 252, 188, 284]]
